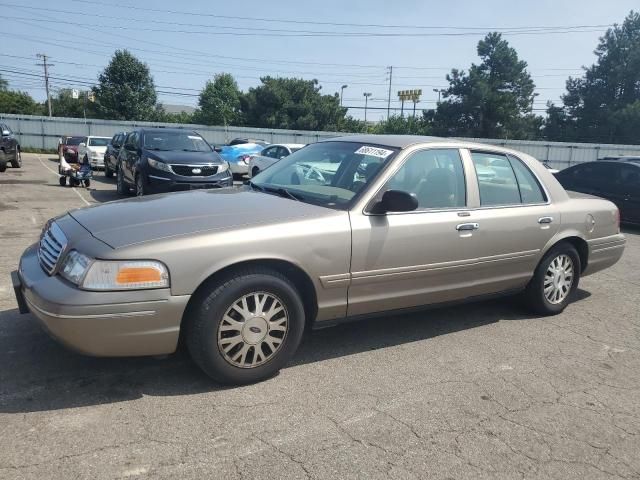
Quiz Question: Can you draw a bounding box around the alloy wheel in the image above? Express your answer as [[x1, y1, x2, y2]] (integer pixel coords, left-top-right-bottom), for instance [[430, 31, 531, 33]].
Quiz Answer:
[[544, 254, 574, 304], [217, 292, 289, 368]]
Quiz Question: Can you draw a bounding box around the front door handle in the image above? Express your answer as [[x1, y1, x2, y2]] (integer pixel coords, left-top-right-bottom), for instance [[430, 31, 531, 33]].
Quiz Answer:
[[538, 216, 554, 224], [456, 223, 479, 231]]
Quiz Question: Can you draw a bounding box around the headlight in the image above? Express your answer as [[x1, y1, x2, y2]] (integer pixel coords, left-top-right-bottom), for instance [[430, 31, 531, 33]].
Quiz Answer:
[[60, 250, 169, 290], [60, 250, 91, 285], [217, 162, 229, 174], [147, 158, 172, 173]]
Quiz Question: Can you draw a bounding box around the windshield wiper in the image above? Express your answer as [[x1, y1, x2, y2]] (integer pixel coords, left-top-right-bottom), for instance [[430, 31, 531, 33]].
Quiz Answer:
[[250, 182, 302, 201], [146, 147, 169, 151]]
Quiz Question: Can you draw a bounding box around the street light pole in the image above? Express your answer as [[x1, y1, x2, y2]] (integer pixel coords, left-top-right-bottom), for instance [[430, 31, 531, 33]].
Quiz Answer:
[[433, 88, 442, 104], [340, 85, 348, 106], [363, 92, 372, 124]]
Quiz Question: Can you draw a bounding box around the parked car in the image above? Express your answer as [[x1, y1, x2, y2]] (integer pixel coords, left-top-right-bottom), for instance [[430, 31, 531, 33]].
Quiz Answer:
[[229, 137, 269, 147], [61, 136, 87, 164], [218, 142, 265, 178], [599, 156, 640, 164], [0, 122, 21, 171], [116, 128, 232, 196], [248, 143, 305, 178], [57, 135, 72, 160], [104, 132, 126, 178], [554, 160, 640, 225], [12, 135, 625, 385], [77, 136, 111, 169]]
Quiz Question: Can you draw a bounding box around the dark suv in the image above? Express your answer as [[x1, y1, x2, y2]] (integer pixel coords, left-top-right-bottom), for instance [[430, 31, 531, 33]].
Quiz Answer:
[[116, 128, 233, 196], [104, 131, 126, 178], [0, 123, 21, 172]]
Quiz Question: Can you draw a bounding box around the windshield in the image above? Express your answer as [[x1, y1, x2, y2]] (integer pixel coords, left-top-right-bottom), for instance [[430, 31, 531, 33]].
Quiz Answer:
[[66, 136, 86, 145], [143, 131, 212, 152], [88, 137, 109, 147], [251, 141, 399, 209]]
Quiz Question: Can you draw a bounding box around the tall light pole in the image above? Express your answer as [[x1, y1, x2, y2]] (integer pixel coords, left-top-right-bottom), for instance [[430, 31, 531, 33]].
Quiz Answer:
[[340, 84, 348, 106], [36, 53, 53, 117], [363, 92, 372, 124], [433, 88, 442, 104]]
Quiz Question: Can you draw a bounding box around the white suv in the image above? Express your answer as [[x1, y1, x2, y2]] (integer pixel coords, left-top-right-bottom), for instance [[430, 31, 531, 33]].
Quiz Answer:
[[77, 136, 111, 169]]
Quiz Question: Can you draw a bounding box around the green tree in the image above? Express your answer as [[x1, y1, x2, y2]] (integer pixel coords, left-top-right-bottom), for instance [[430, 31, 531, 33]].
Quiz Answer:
[[372, 114, 430, 135], [93, 50, 157, 121], [240, 77, 347, 131], [194, 73, 242, 126], [50, 89, 96, 118], [544, 11, 640, 144], [432, 32, 539, 139], [0, 90, 42, 115]]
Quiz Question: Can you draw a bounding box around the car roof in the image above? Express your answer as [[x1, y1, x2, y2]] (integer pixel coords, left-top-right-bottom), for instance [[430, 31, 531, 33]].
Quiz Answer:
[[138, 127, 196, 134], [86, 136, 111, 139], [268, 143, 306, 149]]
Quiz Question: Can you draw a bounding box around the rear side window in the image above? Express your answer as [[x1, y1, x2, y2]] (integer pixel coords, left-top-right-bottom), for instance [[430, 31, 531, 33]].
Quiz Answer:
[[471, 152, 546, 206]]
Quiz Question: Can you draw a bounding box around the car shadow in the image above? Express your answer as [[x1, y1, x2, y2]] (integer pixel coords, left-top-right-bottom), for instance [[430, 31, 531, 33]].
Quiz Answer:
[[0, 290, 591, 414]]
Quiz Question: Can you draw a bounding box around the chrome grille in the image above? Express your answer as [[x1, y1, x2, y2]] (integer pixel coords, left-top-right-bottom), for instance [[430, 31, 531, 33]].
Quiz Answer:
[[171, 164, 219, 177], [38, 222, 67, 275]]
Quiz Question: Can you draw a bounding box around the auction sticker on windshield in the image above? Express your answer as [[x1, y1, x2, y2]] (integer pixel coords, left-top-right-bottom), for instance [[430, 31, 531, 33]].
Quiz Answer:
[[354, 146, 394, 158]]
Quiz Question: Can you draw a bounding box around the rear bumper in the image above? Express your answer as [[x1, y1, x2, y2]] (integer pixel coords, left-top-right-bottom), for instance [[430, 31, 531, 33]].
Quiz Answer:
[[229, 161, 249, 175], [583, 233, 626, 276], [13, 244, 190, 357]]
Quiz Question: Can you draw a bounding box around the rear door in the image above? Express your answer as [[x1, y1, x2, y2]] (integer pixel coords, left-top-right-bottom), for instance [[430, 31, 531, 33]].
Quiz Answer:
[[618, 164, 640, 224], [458, 150, 560, 290]]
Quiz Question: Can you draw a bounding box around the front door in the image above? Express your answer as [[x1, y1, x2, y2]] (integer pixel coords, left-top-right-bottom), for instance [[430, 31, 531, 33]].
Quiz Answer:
[[348, 148, 477, 317]]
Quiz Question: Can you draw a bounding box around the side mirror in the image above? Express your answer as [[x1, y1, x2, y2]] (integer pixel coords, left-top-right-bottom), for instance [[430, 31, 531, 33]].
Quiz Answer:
[[371, 190, 418, 214], [214, 146, 223, 153], [1, 130, 10, 137], [279, 156, 286, 160], [79, 142, 86, 148]]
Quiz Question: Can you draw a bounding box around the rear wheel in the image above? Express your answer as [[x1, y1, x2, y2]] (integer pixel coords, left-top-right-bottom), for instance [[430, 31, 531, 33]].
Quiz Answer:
[[105, 163, 114, 178], [186, 268, 305, 384], [524, 243, 580, 315], [83, 179, 91, 188], [0, 151, 6, 172], [10, 148, 21, 168], [59, 176, 67, 186], [70, 177, 80, 187]]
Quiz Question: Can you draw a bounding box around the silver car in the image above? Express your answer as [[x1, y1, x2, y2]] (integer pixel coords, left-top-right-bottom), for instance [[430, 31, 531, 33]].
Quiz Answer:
[[12, 135, 625, 385], [248, 143, 306, 178]]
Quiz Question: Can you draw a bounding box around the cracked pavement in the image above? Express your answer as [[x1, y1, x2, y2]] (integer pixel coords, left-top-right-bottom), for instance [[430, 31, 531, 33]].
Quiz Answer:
[[0, 154, 639, 479]]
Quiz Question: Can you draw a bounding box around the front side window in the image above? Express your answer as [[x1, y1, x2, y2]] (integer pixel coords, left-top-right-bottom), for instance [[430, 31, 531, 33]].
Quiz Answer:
[[262, 147, 278, 158], [472, 152, 545, 206], [252, 141, 399, 209], [143, 131, 211, 152], [382, 148, 466, 209]]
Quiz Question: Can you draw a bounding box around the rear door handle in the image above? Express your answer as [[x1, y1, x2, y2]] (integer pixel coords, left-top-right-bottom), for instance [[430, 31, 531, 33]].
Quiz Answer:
[[456, 223, 479, 231], [538, 216, 554, 224]]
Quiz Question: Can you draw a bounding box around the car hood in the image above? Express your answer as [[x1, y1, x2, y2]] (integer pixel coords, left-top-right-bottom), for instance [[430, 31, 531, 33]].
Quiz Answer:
[[67, 188, 332, 248], [145, 149, 224, 165], [88, 146, 107, 154]]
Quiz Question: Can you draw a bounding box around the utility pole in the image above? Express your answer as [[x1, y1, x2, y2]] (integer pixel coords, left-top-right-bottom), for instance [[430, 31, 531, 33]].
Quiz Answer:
[[36, 53, 53, 117], [363, 92, 372, 125], [386, 66, 393, 120]]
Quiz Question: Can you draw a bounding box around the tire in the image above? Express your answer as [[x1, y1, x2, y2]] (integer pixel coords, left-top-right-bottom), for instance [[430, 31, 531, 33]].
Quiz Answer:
[[83, 179, 91, 188], [0, 151, 6, 172], [105, 164, 114, 178], [135, 174, 146, 197], [523, 242, 581, 315], [251, 167, 260, 178], [70, 177, 80, 187], [186, 267, 306, 385], [59, 176, 67, 186], [116, 165, 130, 195], [0, 163, 6, 173], [10, 148, 21, 168]]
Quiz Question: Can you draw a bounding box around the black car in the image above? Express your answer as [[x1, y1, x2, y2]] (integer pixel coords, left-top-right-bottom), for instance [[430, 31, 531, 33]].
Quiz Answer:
[[104, 131, 126, 178], [599, 156, 640, 164], [0, 123, 21, 172], [116, 128, 233, 196], [228, 137, 269, 147], [555, 160, 640, 225]]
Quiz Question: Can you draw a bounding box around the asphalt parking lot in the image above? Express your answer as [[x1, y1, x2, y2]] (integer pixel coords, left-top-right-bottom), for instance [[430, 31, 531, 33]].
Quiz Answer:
[[1, 153, 639, 480]]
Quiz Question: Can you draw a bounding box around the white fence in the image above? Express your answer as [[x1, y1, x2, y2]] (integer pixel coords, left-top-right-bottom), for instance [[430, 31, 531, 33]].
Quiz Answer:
[[3, 113, 640, 170]]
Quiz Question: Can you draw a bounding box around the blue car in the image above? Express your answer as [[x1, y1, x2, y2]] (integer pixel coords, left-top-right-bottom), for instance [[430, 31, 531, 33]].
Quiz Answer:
[[218, 143, 265, 178]]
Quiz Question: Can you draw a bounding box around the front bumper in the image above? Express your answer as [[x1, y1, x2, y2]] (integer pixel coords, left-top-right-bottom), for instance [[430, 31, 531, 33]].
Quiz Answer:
[[13, 244, 190, 357], [90, 158, 104, 168], [146, 173, 233, 192], [229, 161, 249, 175]]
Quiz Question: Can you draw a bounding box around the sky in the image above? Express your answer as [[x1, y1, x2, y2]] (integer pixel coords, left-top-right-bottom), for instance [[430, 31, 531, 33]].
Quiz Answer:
[[2, 0, 638, 121]]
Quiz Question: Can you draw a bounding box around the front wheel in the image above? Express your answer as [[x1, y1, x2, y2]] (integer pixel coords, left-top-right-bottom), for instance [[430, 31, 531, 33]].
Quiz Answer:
[[135, 174, 146, 196], [105, 164, 114, 178], [116, 165, 130, 195], [10, 148, 21, 168], [523, 243, 581, 315], [59, 176, 67, 186], [186, 268, 306, 385]]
